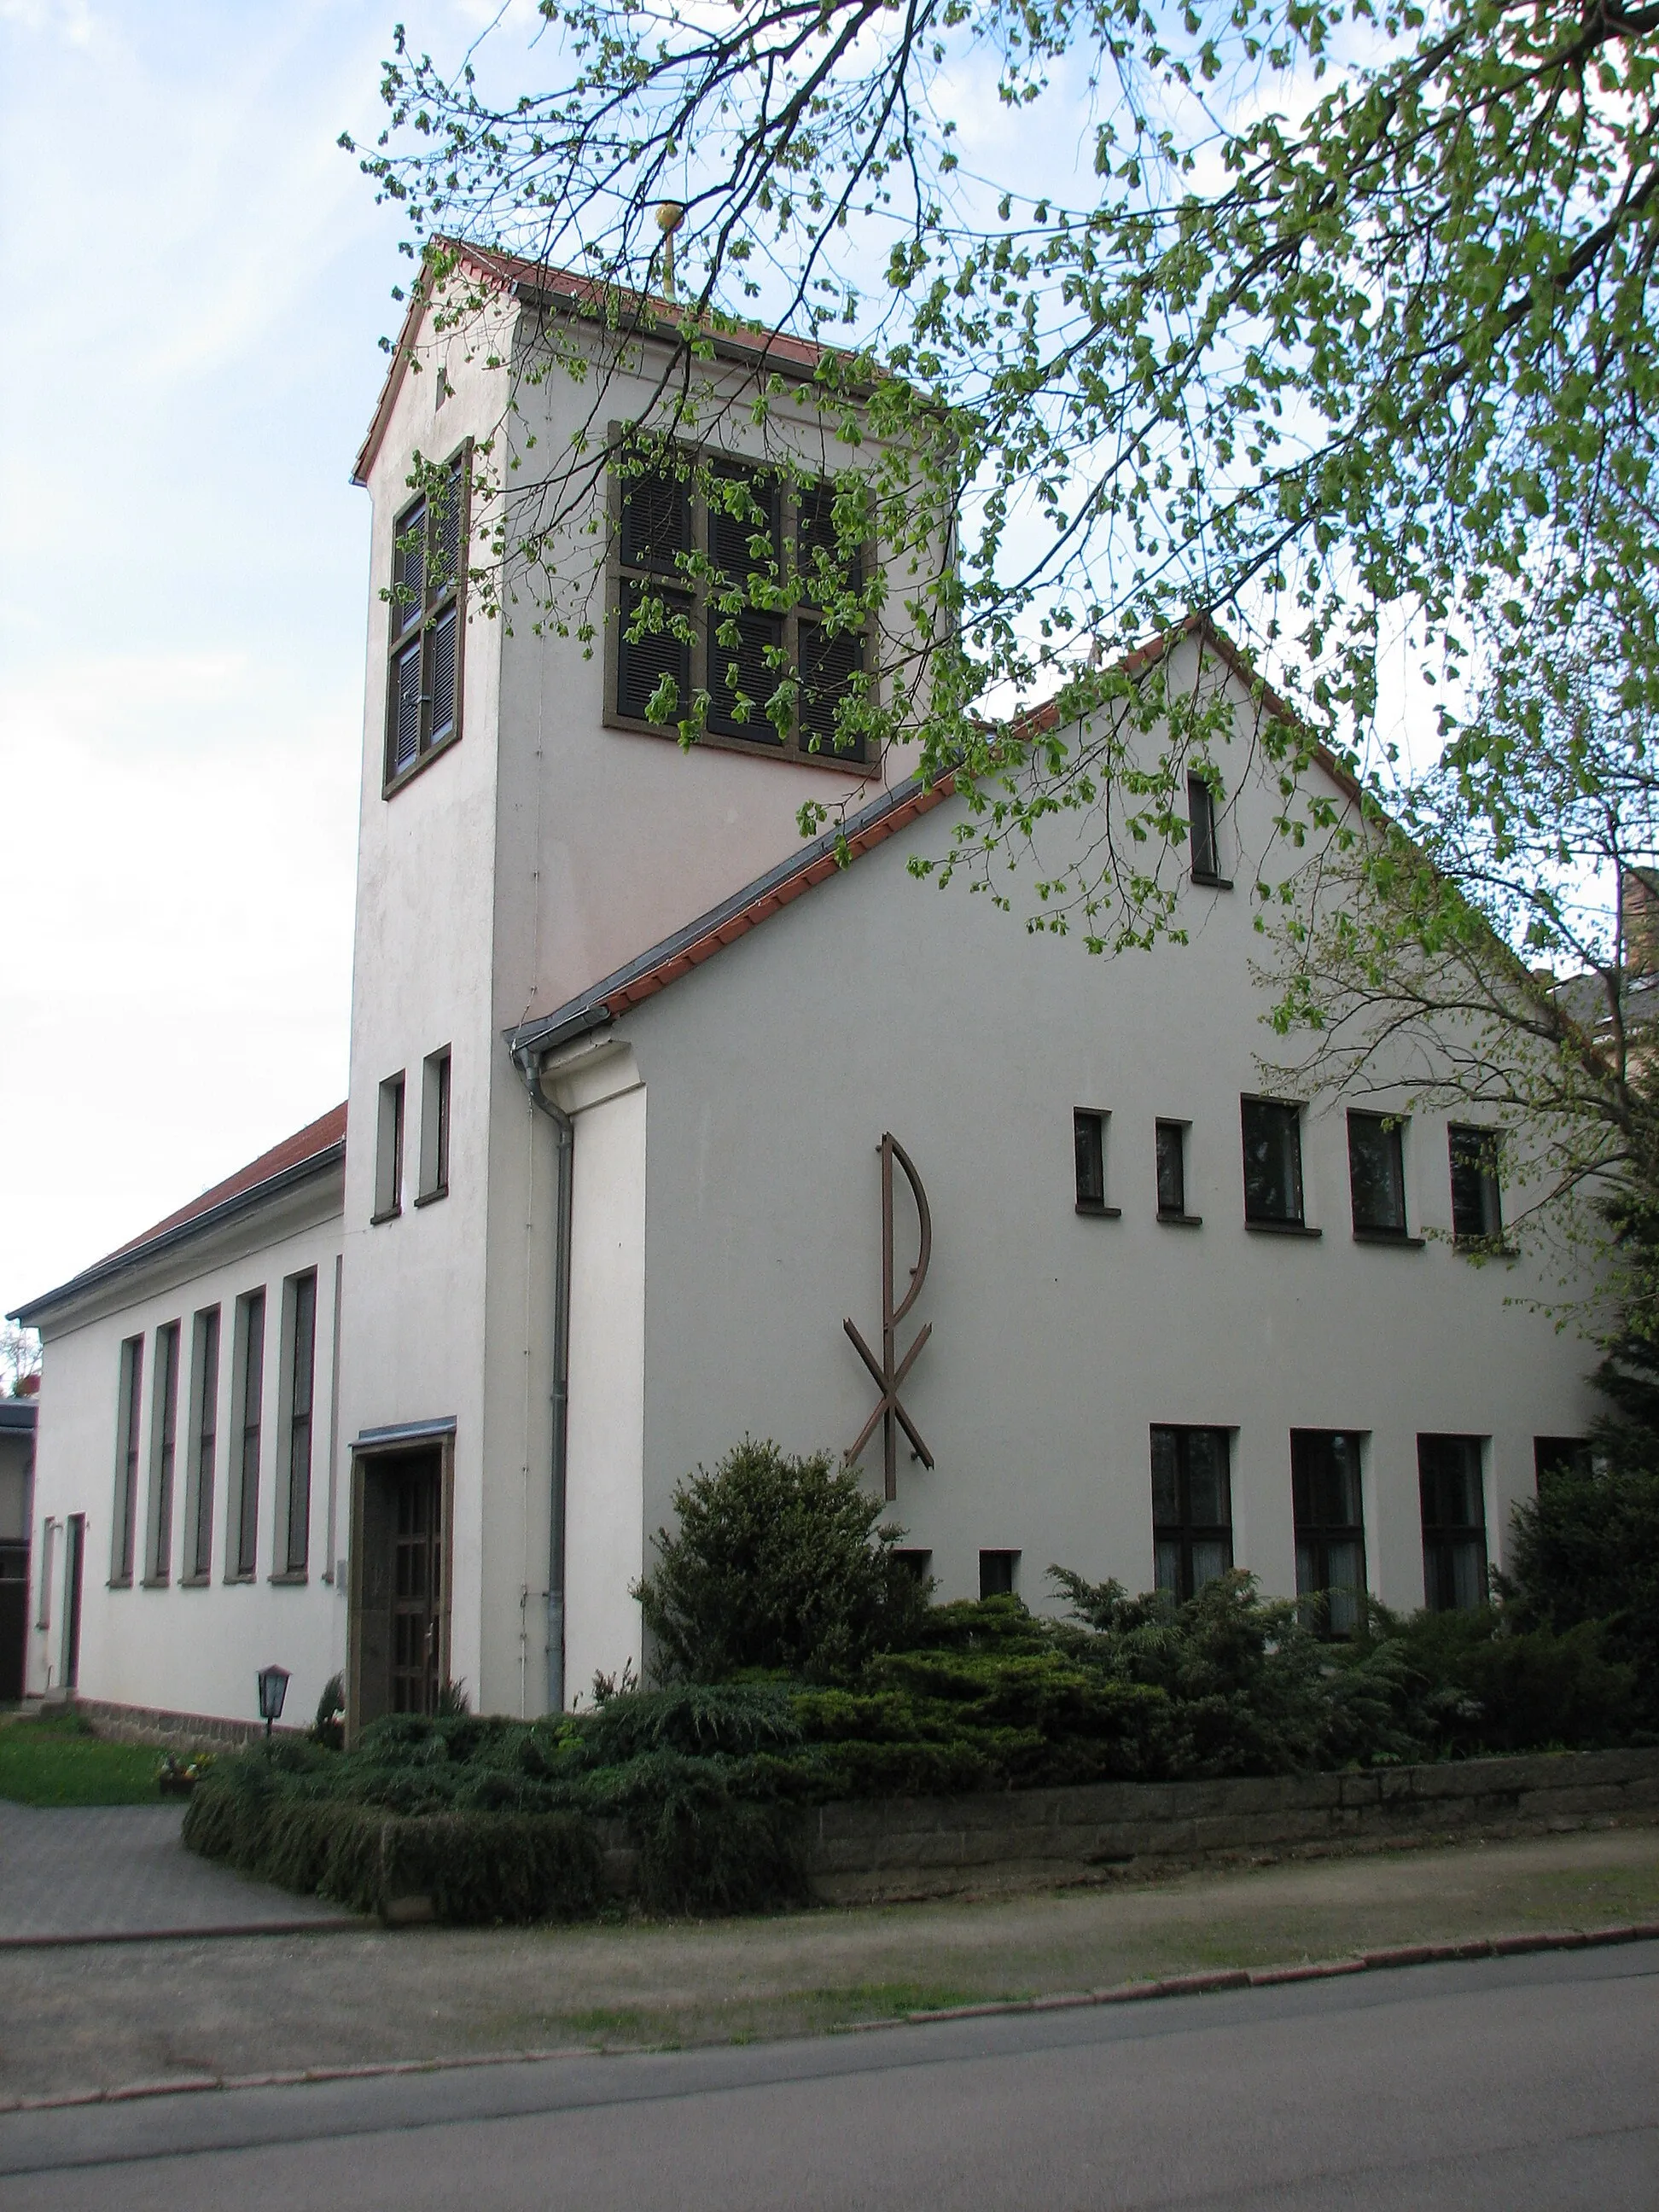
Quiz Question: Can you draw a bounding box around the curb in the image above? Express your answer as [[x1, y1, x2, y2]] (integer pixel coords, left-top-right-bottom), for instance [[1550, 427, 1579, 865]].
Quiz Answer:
[[3, 1918, 1656, 2116], [0, 1918, 366, 1953]]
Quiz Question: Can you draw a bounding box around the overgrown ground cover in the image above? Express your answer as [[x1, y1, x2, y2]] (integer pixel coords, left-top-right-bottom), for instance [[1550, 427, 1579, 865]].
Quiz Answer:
[[0, 1710, 161, 1807], [182, 1435, 1659, 1924], [183, 1569, 1649, 1924]]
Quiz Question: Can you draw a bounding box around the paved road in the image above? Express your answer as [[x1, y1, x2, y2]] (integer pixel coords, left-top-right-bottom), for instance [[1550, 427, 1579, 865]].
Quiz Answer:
[[0, 1804, 358, 1942], [3, 1944, 1654, 2209]]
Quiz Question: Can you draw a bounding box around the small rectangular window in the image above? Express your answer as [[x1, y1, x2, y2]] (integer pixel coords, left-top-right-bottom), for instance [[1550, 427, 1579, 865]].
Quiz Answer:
[[1448, 1126, 1504, 1247], [1534, 1435, 1592, 1484], [375, 1073, 405, 1221], [979, 1549, 1020, 1598], [1418, 1434, 1488, 1611], [418, 1048, 451, 1202], [1242, 1097, 1305, 1226], [111, 1335, 143, 1586], [1348, 1112, 1407, 1236], [1187, 771, 1226, 884], [231, 1290, 266, 1581], [892, 1548, 933, 1585], [1074, 1109, 1114, 1214], [146, 1320, 181, 1584], [1150, 1425, 1233, 1600], [187, 1307, 220, 1582], [1291, 1430, 1368, 1637], [281, 1272, 317, 1576], [1155, 1120, 1193, 1220], [384, 451, 469, 789]]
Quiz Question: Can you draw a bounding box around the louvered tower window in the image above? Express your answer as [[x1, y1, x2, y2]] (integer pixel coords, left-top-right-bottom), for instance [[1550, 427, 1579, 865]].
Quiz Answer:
[[385, 450, 469, 788], [608, 446, 873, 768]]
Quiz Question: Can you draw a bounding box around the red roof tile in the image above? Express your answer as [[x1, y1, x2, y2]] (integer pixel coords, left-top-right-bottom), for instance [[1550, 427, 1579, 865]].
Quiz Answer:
[[354, 239, 839, 486], [107, 1103, 347, 1261]]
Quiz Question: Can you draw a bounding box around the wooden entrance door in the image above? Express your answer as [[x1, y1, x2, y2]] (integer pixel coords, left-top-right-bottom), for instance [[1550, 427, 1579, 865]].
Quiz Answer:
[[390, 1458, 443, 1716]]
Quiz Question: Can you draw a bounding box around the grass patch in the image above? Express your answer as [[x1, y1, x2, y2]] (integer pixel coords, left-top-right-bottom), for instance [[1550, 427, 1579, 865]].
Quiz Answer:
[[0, 1713, 161, 1807]]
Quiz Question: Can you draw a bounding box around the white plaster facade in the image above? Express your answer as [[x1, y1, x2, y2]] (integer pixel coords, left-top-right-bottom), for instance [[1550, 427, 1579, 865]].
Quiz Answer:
[[15, 253, 1602, 1732]]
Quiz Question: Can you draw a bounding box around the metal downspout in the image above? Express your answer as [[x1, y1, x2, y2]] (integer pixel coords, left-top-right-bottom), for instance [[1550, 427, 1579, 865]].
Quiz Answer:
[[514, 1045, 573, 1715]]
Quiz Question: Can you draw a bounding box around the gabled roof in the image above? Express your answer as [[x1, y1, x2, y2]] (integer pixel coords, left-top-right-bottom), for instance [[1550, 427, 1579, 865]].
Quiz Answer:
[[353, 240, 836, 489], [509, 771, 956, 1064], [10, 1104, 347, 1329], [507, 616, 1365, 1068]]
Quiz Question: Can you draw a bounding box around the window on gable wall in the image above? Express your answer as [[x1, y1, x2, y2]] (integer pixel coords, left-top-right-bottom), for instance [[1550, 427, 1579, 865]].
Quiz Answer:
[[608, 448, 874, 767], [1448, 1125, 1505, 1249], [1150, 1425, 1233, 1601], [1186, 771, 1229, 886], [385, 450, 469, 789], [1348, 1112, 1408, 1236], [1242, 1098, 1306, 1227]]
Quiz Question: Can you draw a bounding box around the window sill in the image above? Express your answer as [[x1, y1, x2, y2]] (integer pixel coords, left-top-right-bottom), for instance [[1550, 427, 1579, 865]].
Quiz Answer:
[[1190, 871, 1234, 891], [108, 1576, 132, 1591], [1454, 1236, 1518, 1260], [603, 708, 883, 777], [179, 1574, 211, 1588], [1074, 1202, 1122, 1219], [370, 1206, 402, 1226], [1157, 1212, 1204, 1228], [413, 1185, 449, 1208], [382, 725, 462, 800], [1353, 1228, 1426, 1248], [1245, 1220, 1323, 1237], [224, 1572, 256, 1586], [140, 1575, 170, 1590], [269, 1569, 309, 1586]]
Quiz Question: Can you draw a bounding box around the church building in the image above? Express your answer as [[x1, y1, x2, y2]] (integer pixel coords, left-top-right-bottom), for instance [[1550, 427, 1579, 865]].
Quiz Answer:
[[14, 249, 1598, 1738]]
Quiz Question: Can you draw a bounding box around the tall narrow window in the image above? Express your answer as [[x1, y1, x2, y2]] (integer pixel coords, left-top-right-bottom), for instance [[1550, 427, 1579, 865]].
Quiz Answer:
[[1074, 1109, 1114, 1214], [1156, 1120, 1196, 1221], [146, 1320, 181, 1584], [1348, 1112, 1408, 1236], [384, 451, 468, 787], [231, 1290, 265, 1581], [418, 1047, 451, 1202], [111, 1335, 143, 1586], [1150, 1426, 1233, 1600], [282, 1272, 317, 1576], [1291, 1431, 1368, 1637], [375, 1073, 405, 1221], [1242, 1097, 1306, 1227], [1187, 772, 1227, 885], [1418, 1434, 1488, 1611], [1448, 1126, 1505, 1248], [187, 1307, 220, 1583]]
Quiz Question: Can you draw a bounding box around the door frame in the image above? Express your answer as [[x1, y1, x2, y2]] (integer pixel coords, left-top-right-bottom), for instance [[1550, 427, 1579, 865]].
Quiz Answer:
[[346, 1423, 455, 1745]]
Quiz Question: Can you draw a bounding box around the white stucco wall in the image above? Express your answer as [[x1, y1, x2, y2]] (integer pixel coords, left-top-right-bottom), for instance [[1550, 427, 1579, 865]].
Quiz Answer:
[[25, 1180, 345, 1727], [544, 655, 1602, 1641]]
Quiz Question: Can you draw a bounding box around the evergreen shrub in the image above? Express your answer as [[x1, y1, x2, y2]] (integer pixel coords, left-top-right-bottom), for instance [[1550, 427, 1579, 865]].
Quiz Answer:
[[634, 1438, 928, 1680]]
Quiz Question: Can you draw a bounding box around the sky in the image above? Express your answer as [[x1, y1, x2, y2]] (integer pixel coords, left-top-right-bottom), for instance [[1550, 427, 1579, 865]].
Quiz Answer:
[[0, 0, 502, 1325], [0, 0, 1455, 1338]]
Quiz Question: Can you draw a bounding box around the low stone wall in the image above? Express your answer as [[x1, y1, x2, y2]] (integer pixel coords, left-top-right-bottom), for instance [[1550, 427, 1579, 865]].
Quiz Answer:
[[68, 1697, 299, 1752], [802, 1748, 1659, 1904]]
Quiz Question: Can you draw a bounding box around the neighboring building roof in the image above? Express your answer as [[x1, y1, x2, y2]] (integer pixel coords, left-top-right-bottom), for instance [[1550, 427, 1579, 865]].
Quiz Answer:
[[509, 615, 1353, 1068], [353, 239, 837, 489], [9, 1104, 347, 1330]]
